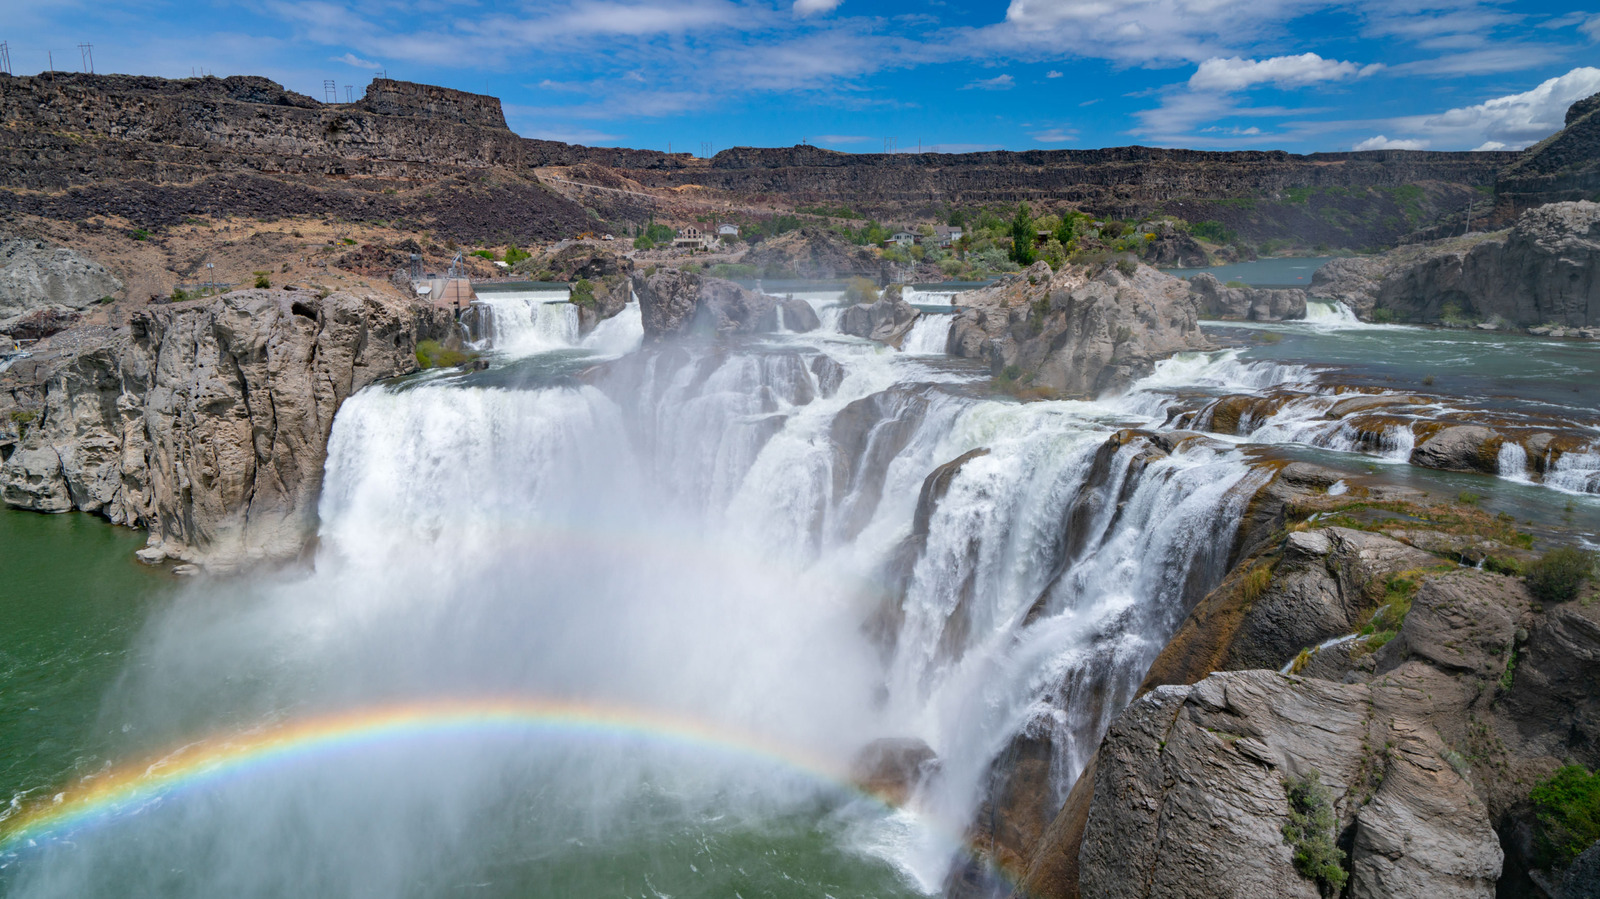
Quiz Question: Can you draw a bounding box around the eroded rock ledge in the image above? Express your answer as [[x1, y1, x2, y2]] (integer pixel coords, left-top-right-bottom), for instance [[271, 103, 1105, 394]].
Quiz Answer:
[[1, 289, 452, 570]]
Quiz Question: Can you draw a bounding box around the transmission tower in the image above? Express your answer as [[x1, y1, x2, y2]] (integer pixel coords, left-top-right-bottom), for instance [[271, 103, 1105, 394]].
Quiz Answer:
[[701, 141, 712, 158], [323, 80, 337, 103], [0, 42, 10, 76], [345, 85, 353, 103], [78, 43, 93, 74]]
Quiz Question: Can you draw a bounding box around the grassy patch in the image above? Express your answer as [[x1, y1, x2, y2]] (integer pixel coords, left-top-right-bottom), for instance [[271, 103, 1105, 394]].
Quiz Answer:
[[1531, 765, 1600, 869], [1283, 770, 1348, 895], [414, 340, 479, 369], [1524, 547, 1597, 604]]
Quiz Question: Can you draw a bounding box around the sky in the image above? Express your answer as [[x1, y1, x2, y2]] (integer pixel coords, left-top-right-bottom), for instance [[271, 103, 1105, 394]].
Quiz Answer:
[[1, 0, 1598, 155]]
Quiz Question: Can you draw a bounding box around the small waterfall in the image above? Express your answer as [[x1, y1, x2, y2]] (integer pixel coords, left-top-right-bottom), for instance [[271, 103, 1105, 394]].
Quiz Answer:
[[900, 315, 952, 355], [582, 302, 644, 356], [1547, 448, 1600, 495], [1302, 299, 1363, 328], [471, 291, 580, 355], [1497, 440, 1531, 482], [1132, 349, 1315, 393]]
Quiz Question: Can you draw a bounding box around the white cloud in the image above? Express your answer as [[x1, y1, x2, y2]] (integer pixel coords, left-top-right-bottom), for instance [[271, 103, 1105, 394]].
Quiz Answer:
[[962, 74, 1014, 90], [1352, 134, 1429, 150], [332, 52, 380, 69], [1189, 53, 1380, 92], [1583, 14, 1600, 40], [987, 0, 1315, 64], [794, 0, 843, 14], [1390, 65, 1600, 149], [1031, 128, 1076, 142], [816, 134, 872, 143], [1046, 69, 1063, 78], [1473, 140, 1509, 151]]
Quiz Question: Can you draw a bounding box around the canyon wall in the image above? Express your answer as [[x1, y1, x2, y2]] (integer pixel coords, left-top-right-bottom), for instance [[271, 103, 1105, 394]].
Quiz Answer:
[[0, 288, 453, 570]]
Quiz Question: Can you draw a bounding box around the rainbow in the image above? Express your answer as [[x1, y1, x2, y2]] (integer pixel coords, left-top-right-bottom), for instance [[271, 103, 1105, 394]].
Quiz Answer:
[[0, 698, 872, 849], [0, 698, 1025, 896]]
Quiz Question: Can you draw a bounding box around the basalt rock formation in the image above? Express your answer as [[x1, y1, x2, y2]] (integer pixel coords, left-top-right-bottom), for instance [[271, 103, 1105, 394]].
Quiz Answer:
[[1011, 472, 1600, 899], [1, 234, 124, 319], [630, 268, 777, 341], [1310, 201, 1600, 328], [738, 228, 889, 280], [948, 261, 1211, 397], [1494, 91, 1600, 221], [0, 288, 452, 570], [838, 293, 920, 346], [1188, 272, 1308, 322]]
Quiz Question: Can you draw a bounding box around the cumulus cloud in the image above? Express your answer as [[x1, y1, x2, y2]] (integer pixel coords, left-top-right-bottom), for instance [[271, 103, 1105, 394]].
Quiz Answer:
[[1473, 140, 1509, 151], [990, 0, 1313, 64], [332, 52, 380, 69], [793, 0, 842, 15], [1189, 53, 1381, 92], [1352, 134, 1429, 150], [1393, 65, 1600, 149], [962, 74, 1014, 90], [1046, 69, 1063, 78]]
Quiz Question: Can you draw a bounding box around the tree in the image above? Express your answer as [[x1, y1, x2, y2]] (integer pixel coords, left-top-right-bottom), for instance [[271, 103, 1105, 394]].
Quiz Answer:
[[1010, 203, 1037, 267], [1055, 213, 1078, 246]]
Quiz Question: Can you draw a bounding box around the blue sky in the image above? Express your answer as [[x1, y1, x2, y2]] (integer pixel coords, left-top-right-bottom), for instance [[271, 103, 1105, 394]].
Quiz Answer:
[[2, 0, 1598, 155]]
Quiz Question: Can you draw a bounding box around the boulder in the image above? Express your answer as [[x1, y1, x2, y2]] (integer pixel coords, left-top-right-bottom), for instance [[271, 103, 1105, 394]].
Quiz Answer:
[[0, 236, 123, 316], [948, 260, 1212, 397], [838, 294, 919, 346], [850, 737, 939, 805], [630, 269, 777, 341], [1141, 224, 1210, 268], [1410, 425, 1500, 474], [1188, 272, 1307, 322], [758, 296, 822, 333]]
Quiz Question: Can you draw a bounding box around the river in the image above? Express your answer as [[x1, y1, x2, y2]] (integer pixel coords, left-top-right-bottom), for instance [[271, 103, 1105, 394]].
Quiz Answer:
[[1, 285, 1595, 897]]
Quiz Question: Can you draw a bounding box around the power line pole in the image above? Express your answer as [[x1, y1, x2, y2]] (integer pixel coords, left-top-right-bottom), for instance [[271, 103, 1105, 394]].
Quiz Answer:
[[345, 85, 353, 103], [323, 79, 336, 103], [0, 42, 10, 76], [78, 43, 93, 74]]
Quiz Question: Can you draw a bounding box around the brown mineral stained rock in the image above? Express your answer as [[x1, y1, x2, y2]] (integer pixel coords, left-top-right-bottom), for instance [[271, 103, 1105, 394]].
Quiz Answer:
[[0, 289, 451, 569]]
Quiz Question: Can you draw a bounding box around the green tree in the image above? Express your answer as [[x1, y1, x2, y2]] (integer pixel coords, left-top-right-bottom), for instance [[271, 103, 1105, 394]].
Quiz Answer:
[[1055, 213, 1078, 246], [1010, 202, 1036, 266]]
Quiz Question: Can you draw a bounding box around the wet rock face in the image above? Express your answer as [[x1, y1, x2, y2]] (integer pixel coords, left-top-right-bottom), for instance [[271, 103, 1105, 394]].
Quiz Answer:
[[630, 270, 777, 342], [850, 737, 939, 806], [1, 236, 123, 317], [949, 261, 1210, 397], [0, 290, 452, 569], [1187, 272, 1307, 322]]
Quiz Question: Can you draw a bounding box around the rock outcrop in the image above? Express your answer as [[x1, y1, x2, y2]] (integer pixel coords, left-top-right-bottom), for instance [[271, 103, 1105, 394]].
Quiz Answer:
[[838, 294, 920, 346], [630, 269, 777, 341], [1310, 201, 1600, 328], [0, 289, 452, 569], [1495, 91, 1600, 219], [738, 228, 888, 280], [948, 261, 1211, 397], [1, 235, 123, 318], [1141, 222, 1210, 268], [1188, 272, 1308, 321]]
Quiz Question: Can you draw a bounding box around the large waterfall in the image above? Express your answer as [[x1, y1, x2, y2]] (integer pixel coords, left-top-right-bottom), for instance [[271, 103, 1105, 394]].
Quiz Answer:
[[0, 292, 1339, 897]]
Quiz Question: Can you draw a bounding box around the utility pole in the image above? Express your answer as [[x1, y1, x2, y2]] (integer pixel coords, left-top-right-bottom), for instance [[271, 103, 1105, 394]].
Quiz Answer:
[[323, 79, 336, 103], [0, 42, 10, 76], [345, 85, 353, 103], [78, 43, 93, 74]]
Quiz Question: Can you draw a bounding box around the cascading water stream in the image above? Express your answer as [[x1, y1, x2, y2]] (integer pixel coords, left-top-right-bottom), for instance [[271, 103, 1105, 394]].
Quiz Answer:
[[901, 315, 954, 355]]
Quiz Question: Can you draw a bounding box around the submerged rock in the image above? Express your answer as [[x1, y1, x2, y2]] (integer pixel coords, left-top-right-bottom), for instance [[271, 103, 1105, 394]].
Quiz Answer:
[[850, 737, 939, 806]]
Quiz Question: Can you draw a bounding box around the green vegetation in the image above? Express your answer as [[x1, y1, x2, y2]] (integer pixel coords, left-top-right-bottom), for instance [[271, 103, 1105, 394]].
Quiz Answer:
[[1010, 203, 1036, 266], [340, 237, 357, 246], [1190, 220, 1236, 244], [130, 229, 150, 241], [470, 249, 498, 262], [844, 277, 880, 305], [504, 246, 531, 266], [1524, 547, 1597, 604], [1439, 302, 1480, 327], [709, 263, 758, 280], [252, 272, 271, 289], [1370, 308, 1397, 323], [569, 279, 597, 309], [413, 339, 478, 369], [1115, 255, 1138, 276], [633, 221, 678, 249], [1282, 771, 1348, 895], [1240, 563, 1274, 606], [1530, 765, 1600, 868], [8, 410, 37, 438], [1224, 280, 1249, 288]]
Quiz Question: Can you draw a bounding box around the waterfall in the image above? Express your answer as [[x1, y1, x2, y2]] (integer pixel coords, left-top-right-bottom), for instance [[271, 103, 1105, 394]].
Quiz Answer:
[[7, 312, 1280, 897], [1497, 440, 1531, 482], [900, 315, 953, 355], [581, 301, 644, 356], [471, 290, 580, 354], [1302, 299, 1363, 327], [1547, 448, 1600, 495]]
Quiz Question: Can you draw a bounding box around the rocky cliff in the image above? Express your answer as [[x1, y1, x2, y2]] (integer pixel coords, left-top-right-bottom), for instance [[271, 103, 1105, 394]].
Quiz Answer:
[[738, 228, 889, 280], [1495, 92, 1600, 220], [1009, 475, 1600, 899], [1188, 272, 1308, 322], [0, 288, 452, 570], [630, 269, 778, 341], [948, 260, 1211, 397], [1311, 201, 1600, 328]]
